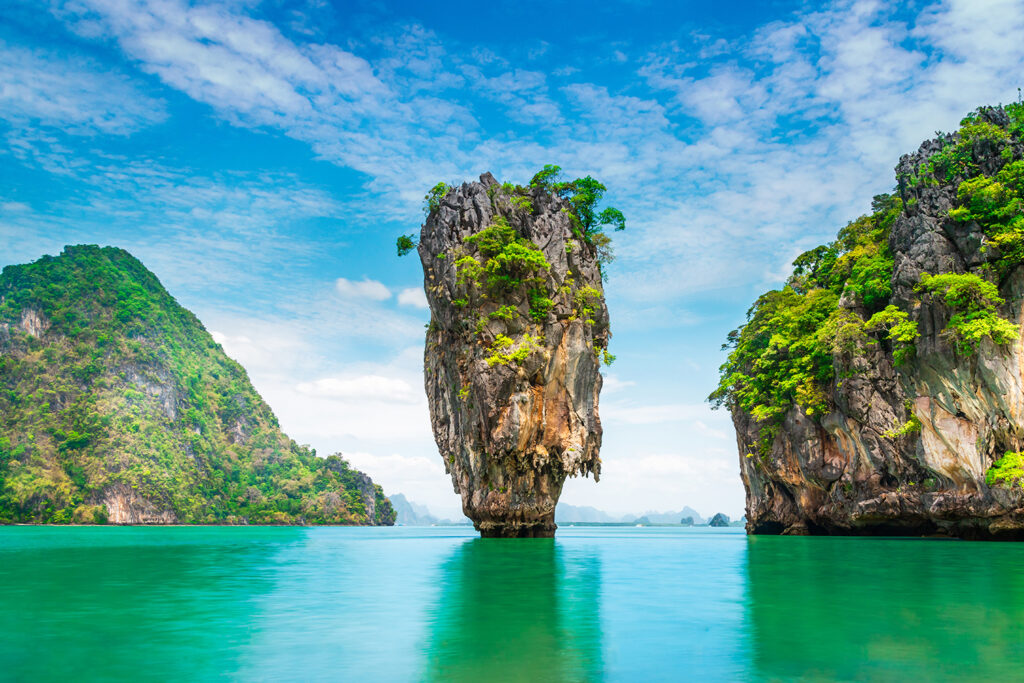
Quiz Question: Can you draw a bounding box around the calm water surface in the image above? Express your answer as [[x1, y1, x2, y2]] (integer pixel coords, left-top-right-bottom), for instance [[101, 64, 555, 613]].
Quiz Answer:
[[1, 526, 1022, 681]]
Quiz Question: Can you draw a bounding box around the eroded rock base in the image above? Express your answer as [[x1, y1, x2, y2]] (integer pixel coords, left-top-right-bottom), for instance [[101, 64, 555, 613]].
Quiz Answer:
[[477, 519, 557, 538], [751, 518, 1024, 541]]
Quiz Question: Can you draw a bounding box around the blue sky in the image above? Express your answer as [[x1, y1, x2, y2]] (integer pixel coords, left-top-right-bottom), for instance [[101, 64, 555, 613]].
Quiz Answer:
[[3, 0, 1023, 519]]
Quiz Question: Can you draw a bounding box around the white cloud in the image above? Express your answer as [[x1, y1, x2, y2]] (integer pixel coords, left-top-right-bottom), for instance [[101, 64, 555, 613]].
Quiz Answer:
[[0, 40, 166, 135], [296, 375, 418, 403], [397, 287, 428, 309], [50, 0, 476, 207], [341, 451, 456, 516], [600, 374, 635, 394], [208, 327, 313, 374], [562, 449, 743, 519], [602, 402, 728, 427], [335, 277, 391, 301]]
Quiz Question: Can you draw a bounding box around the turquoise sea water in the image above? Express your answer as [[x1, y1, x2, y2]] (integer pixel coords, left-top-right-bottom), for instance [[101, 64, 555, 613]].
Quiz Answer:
[[1, 526, 1022, 681]]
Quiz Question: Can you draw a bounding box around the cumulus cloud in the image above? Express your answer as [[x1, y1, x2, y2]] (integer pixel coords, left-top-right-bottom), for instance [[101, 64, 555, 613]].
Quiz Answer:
[[397, 287, 428, 308], [335, 277, 391, 301], [296, 375, 418, 403], [562, 449, 743, 519], [0, 40, 166, 135], [600, 374, 636, 394], [602, 402, 728, 426]]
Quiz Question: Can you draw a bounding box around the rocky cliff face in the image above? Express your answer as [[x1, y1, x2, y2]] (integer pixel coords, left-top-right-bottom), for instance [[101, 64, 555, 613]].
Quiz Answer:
[[727, 106, 1024, 538], [418, 173, 609, 537]]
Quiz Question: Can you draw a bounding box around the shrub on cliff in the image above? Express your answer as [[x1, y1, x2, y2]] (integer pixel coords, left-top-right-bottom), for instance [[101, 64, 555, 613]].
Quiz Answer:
[[986, 451, 1024, 489], [917, 272, 1017, 354], [530, 165, 625, 269], [400, 165, 626, 272]]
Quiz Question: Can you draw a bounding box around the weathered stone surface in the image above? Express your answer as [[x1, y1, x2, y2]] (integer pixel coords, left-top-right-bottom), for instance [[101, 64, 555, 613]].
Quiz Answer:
[[96, 484, 178, 524], [418, 173, 608, 537], [735, 107, 1024, 539]]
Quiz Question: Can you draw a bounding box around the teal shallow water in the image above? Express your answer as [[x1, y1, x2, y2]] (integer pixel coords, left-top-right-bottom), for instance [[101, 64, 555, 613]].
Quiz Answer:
[[0, 526, 1022, 681]]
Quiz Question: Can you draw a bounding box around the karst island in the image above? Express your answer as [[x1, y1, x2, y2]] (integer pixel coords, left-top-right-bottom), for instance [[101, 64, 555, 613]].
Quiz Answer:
[[399, 167, 624, 537], [713, 104, 1024, 540]]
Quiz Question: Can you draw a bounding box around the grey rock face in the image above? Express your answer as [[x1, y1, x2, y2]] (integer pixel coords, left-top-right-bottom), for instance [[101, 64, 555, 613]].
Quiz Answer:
[[735, 107, 1024, 539], [418, 173, 608, 537]]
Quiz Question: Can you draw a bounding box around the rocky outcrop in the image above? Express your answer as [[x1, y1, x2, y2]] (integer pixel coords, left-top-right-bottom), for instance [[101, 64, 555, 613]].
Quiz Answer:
[[97, 484, 178, 524], [708, 513, 730, 527], [734, 106, 1024, 539], [418, 173, 608, 537]]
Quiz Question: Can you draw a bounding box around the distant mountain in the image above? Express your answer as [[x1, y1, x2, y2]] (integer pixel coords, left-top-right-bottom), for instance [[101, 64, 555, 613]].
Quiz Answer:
[[393, 497, 727, 527], [555, 503, 707, 525], [555, 504, 619, 524], [389, 493, 439, 525], [623, 507, 705, 525], [388, 494, 470, 525]]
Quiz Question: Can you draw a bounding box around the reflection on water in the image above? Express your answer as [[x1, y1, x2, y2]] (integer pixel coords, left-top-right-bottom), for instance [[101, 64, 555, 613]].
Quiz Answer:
[[425, 538, 602, 682], [745, 535, 1024, 681], [0, 526, 460, 681], [2, 526, 1023, 681], [0, 527, 301, 680]]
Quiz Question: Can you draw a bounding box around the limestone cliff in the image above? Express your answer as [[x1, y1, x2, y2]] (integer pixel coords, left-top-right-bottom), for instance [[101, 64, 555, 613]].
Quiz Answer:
[[718, 105, 1024, 538], [417, 172, 612, 537]]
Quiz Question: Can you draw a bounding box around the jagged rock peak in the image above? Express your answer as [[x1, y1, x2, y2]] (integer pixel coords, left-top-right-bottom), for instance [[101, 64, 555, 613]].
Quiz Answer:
[[418, 173, 611, 537]]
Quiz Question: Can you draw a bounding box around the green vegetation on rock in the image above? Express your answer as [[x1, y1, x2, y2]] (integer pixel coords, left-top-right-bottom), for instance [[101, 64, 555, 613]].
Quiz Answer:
[[529, 165, 625, 270], [462, 217, 551, 294], [429, 169, 621, 368], [402, 165, 626, 273], [0, 246, 395, 525], [986, 450, 1024, 489], [882, 401, 922, 439], [917, 272, 1017, 354], [864, 305, 919, 366], [396, 234, 417, 257], [710, 195, 905, 452], [713, 104, 1024, 458], [950, 158, 1024, 275], [485, 333, 543, 367], [424, 181, 451, 215], [926, 117, 1010, 182]]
